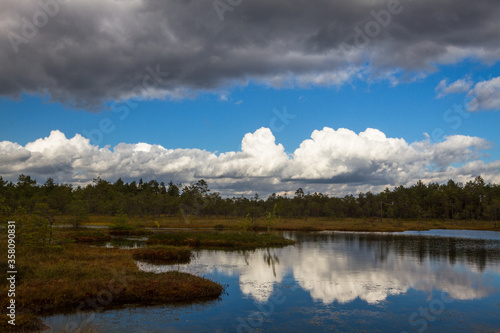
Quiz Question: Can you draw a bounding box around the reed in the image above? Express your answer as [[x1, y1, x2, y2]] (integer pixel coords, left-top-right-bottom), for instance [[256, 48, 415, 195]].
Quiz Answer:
[[146, 231, 295, 248], [132, 245, 193, 264], [0, 240, 222, 332]]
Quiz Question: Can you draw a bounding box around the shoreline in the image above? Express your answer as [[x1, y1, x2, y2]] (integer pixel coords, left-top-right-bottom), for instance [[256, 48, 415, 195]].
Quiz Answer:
[[47, 215, 500, 233], [0, 227, 295, 332], [2, 219, 498, 331], [0, 241, 224, 332]]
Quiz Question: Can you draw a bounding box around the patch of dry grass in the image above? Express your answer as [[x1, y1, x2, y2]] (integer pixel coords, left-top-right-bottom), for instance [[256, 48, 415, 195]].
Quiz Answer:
[[54, 215, 500, 232], [0, 240, 222, 332], [146, 231, 295, 249], [131, 245, 192, 264]]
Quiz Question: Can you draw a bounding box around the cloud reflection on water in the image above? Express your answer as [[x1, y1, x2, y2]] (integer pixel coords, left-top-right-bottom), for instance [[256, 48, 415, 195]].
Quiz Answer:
[[136, 232, 499, 304]]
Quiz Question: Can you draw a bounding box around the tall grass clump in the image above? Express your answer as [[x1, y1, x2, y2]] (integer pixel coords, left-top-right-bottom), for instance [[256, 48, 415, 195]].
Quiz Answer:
[[0, 239, 223, 332], [60, 229, 112, 243], [132, 246, 192, 264], [146, 231, 295, 249]]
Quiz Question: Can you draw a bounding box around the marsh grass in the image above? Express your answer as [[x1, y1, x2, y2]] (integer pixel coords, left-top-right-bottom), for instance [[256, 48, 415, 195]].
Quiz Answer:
[[132, 246, 192, 264], [59, 230, 111, 243], [0, 239, 223, 332], [108, 213, 151, 236], [108, 228, 151, 236], [146, 231, 295, 249], [54, 215, 500, 232]]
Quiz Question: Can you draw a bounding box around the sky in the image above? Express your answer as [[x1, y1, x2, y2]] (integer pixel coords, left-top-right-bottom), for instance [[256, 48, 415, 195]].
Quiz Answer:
[[1, 0, 500, 197]]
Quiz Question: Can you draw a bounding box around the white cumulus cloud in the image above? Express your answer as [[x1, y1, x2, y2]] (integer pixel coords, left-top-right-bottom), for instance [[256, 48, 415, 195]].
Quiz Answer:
[[0, 127, 498, 196], [467, 76, 500, 112], [436, 77, 473, 98]]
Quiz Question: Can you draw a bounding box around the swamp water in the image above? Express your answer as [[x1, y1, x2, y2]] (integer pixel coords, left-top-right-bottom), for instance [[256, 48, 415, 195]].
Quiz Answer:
[[44, 230, 500, 332]]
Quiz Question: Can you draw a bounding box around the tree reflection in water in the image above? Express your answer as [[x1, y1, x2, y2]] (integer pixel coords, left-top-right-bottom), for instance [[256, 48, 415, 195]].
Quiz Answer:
[[136, 231, 500, 304]]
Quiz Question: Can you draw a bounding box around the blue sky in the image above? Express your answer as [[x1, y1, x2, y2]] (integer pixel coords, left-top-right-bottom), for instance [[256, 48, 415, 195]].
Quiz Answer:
[[2, 60, 498, 155], [1, 0, 499, 196]]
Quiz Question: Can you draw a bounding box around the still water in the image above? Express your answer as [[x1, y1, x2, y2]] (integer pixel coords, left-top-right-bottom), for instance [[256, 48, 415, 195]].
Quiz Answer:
[[44, 230, 500, 332]]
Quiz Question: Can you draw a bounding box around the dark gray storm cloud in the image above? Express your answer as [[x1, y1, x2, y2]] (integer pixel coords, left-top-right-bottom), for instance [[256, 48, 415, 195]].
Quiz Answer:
[[1, 0, 500, 110]]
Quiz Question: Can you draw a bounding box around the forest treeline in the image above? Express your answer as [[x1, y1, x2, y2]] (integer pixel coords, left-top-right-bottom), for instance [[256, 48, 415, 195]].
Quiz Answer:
[[1, 175, 500, 222]]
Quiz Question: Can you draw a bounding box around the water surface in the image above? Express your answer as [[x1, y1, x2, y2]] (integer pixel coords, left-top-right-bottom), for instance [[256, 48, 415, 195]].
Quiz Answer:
[[44, 231, 500, 332], [95, 236, 148, 249], [400, 229, 500, 240]]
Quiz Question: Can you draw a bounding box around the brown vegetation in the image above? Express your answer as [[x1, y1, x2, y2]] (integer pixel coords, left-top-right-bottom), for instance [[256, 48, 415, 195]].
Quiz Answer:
[[0, 240, 222, 332], [132, 246, 193, 264], [63, 215, 500, 232], [146, 231, 295, 249]]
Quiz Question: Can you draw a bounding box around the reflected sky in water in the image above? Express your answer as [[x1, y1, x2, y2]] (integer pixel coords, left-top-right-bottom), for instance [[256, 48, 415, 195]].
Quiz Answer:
[[44, 231, 500, 332], [93, 237, 149, 249]]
